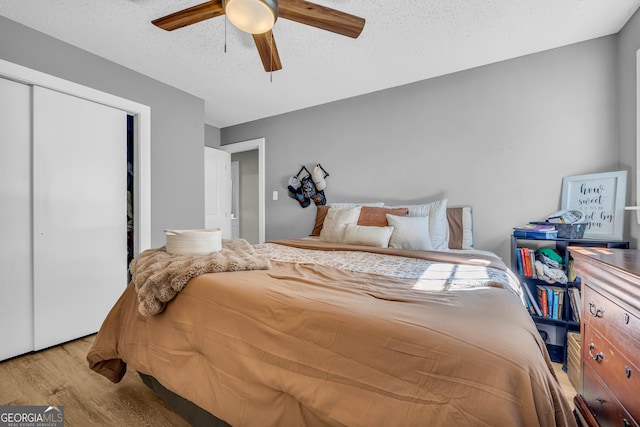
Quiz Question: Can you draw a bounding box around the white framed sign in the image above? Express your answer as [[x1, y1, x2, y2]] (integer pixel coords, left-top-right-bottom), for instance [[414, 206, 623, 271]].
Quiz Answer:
[[561, 171, 627, 240]]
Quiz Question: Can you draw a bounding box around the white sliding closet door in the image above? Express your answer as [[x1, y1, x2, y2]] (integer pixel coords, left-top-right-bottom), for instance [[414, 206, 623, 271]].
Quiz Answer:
[[33, 86, 127, 350], [0, 77, 34, 360]]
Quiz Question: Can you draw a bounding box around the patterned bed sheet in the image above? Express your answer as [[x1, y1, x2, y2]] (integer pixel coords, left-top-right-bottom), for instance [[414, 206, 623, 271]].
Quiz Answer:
[[253, 242, 520, 294]]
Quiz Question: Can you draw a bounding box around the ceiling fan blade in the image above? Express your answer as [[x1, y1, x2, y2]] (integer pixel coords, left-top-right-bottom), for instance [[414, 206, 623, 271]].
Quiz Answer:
[[253, 31, 283, 72], [152, 0, 225, 31], [278, 0, 365, 39]]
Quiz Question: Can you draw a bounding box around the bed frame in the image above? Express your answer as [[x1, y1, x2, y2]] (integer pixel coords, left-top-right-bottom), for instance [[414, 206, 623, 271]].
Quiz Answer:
[[140, 373, 230, 426]]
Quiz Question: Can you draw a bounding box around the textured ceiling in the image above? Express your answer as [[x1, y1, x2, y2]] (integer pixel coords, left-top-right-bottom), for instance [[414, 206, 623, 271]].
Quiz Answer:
[[1, 0, 639, 128]]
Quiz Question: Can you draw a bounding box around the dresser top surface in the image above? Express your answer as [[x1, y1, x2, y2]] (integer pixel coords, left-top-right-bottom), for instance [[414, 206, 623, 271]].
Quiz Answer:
[[569, 247, 640, 279]]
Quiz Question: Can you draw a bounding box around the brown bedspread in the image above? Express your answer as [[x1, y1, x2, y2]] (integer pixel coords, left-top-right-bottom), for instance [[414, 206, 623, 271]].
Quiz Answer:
[[87, 240, 576, 427]]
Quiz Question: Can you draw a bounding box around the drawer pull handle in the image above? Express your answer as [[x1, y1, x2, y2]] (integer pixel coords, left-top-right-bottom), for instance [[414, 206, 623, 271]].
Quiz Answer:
[[589, 343, 604, 362], [588, 302, 603, 318], [624, 419, 630, 427], [626, 366, 632, 378], [624, 313, 630, 324], [596, 396, 604, 405]]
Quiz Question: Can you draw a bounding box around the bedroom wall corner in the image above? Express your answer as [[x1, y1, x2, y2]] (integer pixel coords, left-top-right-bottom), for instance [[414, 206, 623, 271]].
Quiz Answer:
[[205, 124, 222, 148], [618, 7, 640, 249]]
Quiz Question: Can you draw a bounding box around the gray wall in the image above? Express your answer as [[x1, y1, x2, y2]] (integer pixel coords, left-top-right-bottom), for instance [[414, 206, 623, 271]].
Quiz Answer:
[[619, 8, 640, 248], [221, 36, 621, 261], [0, 16, 205, 248]]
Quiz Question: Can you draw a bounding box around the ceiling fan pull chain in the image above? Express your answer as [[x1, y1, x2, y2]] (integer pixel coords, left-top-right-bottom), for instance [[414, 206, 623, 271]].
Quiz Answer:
[[224, 15, 227, 53]]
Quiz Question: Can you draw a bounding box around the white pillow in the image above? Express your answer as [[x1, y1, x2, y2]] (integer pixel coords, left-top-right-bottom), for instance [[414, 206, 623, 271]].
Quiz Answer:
[[386, 214, 433, 251], [342, 224, 394, 248], [388, 199, 448, 251], [319, 206, 362, 242]]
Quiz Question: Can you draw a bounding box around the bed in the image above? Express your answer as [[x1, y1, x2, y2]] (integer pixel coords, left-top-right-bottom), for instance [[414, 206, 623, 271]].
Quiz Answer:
[[87, 201, 578, 427]]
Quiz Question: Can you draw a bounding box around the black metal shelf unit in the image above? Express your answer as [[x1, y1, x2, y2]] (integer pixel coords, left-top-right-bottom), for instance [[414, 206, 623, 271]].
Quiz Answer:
[[510, 235, 628, 369]]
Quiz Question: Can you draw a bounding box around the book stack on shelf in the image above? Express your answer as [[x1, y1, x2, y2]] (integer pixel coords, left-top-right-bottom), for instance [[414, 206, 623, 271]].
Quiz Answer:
[[521, 282, 581, 322], [568, 287, 581, 322], [515, 247, 537, 278]]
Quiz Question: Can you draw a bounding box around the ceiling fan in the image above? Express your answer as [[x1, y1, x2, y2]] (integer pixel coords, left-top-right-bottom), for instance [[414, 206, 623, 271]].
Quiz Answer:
[[152, 0, 366, 72]]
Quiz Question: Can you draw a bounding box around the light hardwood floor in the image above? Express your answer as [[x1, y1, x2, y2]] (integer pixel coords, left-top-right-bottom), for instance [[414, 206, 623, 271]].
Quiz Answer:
[[0, 335, 190, 426], [0, 335, 577, 426], [553, 361, 578, 410]]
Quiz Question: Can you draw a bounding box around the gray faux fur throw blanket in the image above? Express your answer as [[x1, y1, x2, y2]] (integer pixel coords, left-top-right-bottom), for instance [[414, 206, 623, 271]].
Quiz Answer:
[[131, 238, 271, 316]]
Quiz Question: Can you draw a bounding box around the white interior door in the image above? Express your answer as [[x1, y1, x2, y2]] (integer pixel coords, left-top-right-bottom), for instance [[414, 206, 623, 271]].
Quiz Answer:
[[32, 86, 127, 350], [204, 147, 232, 238], [0, 77, 34, 360]]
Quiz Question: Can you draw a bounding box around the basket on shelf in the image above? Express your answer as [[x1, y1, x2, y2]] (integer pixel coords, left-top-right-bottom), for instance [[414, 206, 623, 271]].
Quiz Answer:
[[554, 223, 586, 239], [532, 222, 586, 239]]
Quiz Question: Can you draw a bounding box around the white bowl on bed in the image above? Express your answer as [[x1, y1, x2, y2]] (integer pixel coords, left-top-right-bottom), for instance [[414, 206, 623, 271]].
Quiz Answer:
[[164, 228, 222, 255]]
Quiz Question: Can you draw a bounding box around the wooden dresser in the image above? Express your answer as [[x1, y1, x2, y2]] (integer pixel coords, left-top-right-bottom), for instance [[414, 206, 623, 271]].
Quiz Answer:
[[569, 247, 640, 427]]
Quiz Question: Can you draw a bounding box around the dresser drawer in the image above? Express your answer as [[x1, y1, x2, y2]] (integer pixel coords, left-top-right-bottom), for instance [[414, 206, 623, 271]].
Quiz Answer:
[[583, 363, 639, 427], [582, 285, 640, 358], [583, 326, 640, 423]]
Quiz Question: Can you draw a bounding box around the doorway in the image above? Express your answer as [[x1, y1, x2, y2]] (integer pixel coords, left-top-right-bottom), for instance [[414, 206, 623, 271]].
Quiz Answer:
[[221, 138, 265, 244], [231, 151, 259, 243], [127, 115, 134, 268]]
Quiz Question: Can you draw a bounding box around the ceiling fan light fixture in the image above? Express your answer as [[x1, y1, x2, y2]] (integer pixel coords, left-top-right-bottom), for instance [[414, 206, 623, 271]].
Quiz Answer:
[[225, 0, 278, 34]]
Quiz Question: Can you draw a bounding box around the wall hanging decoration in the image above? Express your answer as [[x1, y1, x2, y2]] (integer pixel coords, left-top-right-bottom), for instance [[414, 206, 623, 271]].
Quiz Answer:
[[311, 164, 329, 206], [312, 164, 328, 190], [288, 166, 311, 208], [288, 164, 330, 207], [561, 170, 627, 240], [300, 171, 317, 199]]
